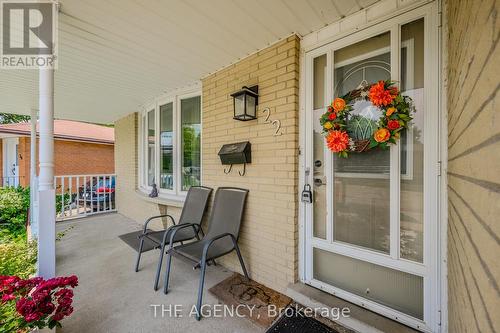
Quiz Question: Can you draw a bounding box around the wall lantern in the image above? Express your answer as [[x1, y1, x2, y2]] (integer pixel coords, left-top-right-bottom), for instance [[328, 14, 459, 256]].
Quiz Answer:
[[231, 85, 258, 121]]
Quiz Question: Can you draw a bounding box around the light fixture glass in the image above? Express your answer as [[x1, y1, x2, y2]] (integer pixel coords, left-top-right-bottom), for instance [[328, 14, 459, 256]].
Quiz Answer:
[[231, 86, 258, 121]]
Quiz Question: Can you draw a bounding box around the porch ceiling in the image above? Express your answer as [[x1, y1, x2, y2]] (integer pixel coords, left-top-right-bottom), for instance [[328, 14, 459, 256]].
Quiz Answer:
[[0, 0, 380, 124]]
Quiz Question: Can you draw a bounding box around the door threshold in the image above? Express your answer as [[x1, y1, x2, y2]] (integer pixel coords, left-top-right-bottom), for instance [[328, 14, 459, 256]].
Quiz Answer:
[[285, 282, 420, 333]]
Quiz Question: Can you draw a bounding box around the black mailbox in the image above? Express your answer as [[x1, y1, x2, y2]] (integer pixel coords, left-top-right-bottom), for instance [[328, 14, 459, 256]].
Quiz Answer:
[[218, 141, 251, 165]]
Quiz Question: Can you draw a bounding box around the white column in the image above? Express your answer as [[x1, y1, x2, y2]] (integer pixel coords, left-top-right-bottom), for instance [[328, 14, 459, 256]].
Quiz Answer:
[[37, 69, 56, 279], [29, 108, 38, 239]]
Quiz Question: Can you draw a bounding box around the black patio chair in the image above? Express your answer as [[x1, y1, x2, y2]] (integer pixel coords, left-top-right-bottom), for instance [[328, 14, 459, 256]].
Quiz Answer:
[[134, 186, 213, 291], [162, 187, 249, 320]]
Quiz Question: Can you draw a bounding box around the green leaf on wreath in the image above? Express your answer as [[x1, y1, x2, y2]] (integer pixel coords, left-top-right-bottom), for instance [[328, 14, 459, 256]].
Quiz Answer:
[[369, 139, 379, 149]]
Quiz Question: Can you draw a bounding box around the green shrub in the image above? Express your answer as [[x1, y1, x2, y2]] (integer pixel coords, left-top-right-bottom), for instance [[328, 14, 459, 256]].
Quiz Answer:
[[0, 187, 30, 241], [0, 239, 37, 278], [0, 301, 20, 333], [0, 239, 37, 333], [0, 187, 34, 333], [55, 191, 72, 214]]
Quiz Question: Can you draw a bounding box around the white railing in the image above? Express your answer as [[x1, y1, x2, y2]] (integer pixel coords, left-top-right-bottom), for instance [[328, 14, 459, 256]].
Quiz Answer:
[[54, 174, 117, 221], [1, 176, 23, 187]]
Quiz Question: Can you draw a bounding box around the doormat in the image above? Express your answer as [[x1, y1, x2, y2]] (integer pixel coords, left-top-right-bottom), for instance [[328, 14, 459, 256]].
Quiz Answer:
[[118, 230, 157, 253], [266, 306, 341, 333], [209, 273, 292, 327]]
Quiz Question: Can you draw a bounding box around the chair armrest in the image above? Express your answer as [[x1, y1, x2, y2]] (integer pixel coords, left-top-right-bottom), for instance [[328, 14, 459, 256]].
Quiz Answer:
[[165, 223, 201, 246], [142, 214, 176, 233], [201, 233, 237, 260]]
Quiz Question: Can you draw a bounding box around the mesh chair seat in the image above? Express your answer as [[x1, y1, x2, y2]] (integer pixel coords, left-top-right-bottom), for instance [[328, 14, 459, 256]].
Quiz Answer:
[[173, 237, 235, 262], [145, 227, 199, 246]]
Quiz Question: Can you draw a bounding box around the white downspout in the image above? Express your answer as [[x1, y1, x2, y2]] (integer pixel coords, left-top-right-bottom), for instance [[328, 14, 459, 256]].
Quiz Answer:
[[29, 108, 38, 239], [37, 68, 56, 279]]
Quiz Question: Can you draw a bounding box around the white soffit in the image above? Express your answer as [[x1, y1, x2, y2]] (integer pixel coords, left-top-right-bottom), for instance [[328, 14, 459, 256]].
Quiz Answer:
[[0, 0, 380, 124]]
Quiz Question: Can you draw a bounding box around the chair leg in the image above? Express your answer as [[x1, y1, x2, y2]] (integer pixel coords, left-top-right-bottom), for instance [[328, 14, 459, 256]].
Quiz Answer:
[[163, 250, 173, 294], [234, 244, 249, 280], [135, 237, 145, 272], [195, 260, 207, 321], [154, 242, 166, 291]]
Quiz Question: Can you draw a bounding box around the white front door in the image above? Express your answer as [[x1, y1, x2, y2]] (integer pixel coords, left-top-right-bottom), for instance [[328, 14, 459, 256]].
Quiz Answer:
[[2, 138, 19, 187], [301, 4, 441, 333]]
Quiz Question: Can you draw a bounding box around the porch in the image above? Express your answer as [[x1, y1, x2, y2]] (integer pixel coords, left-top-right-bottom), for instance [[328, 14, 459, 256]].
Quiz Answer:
[[0, 0, 498, 332], [55, 213, 262, 333]]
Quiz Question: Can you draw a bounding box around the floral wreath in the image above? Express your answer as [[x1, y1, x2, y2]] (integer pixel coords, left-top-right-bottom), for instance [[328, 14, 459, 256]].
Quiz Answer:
[[319, 80, 414, 157]]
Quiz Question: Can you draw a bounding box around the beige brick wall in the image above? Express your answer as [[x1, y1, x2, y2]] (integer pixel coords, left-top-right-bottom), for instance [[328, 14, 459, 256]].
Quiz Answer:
[[114, 112, 182, 229], [113, 36, 300, 292], [201, 36, 300, 292], [445, 0, 500, 332]]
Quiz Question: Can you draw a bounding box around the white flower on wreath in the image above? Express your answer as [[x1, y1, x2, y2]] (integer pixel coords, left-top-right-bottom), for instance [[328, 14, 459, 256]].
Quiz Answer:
[[348, 138, 356, 151]]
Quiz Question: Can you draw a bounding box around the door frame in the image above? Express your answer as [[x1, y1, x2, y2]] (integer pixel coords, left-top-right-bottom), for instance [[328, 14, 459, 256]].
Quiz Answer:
[[297, 2, 444, 332]]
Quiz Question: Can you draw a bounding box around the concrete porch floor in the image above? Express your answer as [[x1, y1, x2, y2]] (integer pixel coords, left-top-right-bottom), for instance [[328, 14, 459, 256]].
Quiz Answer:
[[55, 213, 263, 333]]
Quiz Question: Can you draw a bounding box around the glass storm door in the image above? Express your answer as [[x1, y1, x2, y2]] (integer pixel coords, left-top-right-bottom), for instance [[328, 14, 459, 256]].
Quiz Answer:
[[2, 138, 19, 187], [302, 6, 440, 332]]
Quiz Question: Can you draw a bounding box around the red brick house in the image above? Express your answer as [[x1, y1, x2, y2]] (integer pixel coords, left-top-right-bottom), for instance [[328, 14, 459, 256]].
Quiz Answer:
[[0, 120, 114, 187]]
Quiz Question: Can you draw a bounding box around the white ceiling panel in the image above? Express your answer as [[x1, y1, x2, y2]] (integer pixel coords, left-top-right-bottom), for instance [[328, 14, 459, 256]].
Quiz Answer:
[[0, 0, 380, 123]]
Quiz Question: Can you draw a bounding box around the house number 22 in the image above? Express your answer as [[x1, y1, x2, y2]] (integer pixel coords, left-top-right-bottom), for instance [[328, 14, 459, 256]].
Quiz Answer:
[[262, 107, 283, 136]]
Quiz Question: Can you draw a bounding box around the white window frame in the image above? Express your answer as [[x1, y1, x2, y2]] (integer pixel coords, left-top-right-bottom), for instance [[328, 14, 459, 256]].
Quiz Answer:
[[142, 103, 156, 191], [138, 87, 202, 200]]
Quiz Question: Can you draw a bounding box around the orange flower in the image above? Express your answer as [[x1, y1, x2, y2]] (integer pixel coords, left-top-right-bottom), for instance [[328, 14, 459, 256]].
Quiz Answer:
[[332, 98, 346, 112], [387, 120, 400, 130], [326, 130, 350, 152], [386, 107, 397, 116], [374, 128, 391, 143], [369, 81, 394, 107]]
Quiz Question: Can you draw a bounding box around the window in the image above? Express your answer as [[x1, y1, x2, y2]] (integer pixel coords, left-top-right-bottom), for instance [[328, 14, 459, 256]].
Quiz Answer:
[[180, 96, 201, 190], [146, 109, 155, 186], [139, 90, 201, 198], [160, 102, 174, 190]]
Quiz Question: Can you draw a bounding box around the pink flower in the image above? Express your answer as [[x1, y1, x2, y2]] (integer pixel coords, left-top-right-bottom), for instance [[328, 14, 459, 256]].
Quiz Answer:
[[2, 274, 78, 327]]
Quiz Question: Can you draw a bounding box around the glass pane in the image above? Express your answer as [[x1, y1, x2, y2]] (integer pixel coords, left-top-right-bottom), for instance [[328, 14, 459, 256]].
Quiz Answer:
[[181, 96, 201, 191], [313, 248, 423, 319], [333, 32, 391, 253], [313, 54, 327, 109], [400, 18, 424, 262], [160, 103, 174, 190], [245, 95, 256, 118], [147, 110, 155, 186], [313, 54, 327, 239], [234, 95, 245, 117]]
